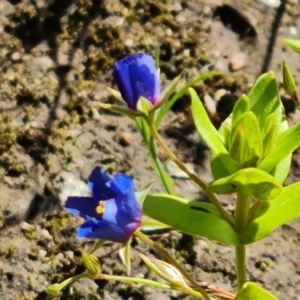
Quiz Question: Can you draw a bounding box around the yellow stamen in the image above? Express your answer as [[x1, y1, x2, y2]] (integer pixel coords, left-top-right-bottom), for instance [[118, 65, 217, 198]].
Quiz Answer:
[[96, 200, 105, 214]]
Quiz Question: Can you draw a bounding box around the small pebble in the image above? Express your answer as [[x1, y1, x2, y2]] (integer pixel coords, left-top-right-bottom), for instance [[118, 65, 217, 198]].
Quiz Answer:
[[229, 52, 246, 71], [65, 250, 74, 260], [183, 49, 190, 57], [38, 229, 53, 241], [20, 222, 34, 231], [38, 249, 47, 259], [54, 253, 64, 261], [165, 28, 173, 37], [120, 132, 133, 146], [289, 26, 298, 36], [11, 52, 21, 61], [125, 39, 133, 47], [203, 93, 216, 114], [214, 89, 228, 102]]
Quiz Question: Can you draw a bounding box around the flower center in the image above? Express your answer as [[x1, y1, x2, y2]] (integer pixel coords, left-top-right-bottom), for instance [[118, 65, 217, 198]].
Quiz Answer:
[[96, 200, 105, 215]]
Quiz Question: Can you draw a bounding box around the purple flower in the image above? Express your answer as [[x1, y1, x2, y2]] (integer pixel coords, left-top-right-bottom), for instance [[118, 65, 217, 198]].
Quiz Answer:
[[113, 52, 160, 110], [65, 167, 142, 243]]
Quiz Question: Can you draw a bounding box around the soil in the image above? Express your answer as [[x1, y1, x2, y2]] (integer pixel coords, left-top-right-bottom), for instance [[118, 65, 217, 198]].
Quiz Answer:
[[0, 0, 300, 299]]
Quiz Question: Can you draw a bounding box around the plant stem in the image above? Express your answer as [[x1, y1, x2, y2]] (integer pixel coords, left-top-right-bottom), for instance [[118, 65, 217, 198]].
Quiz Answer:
[[235, 190, 251, 234], [146, 119, 233, 226], [235, 245, 247, 291], [234, 190, 251, 290], [98, 274, 206, 299], [135, 230, 211, 300], [149, 135, 175, 195]]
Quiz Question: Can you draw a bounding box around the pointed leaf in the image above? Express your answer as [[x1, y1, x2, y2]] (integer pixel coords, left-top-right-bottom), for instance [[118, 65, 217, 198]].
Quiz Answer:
[[189, 87, 239, 179], [142, 194, 239, 245], [258, 122, 300, 175], [160, 75, 181, 104], [247, 72, 281, 130], [282, 60, 299, 107], [119, 237, 132, 275], [140, 215, 170, 230], [231, 95, 249, 128], [136, 96, 154, 115], [235, 282, 278, 300], [284, 38, 300, 54], [209, 168, 282, 201], [242, 181, 300, 244], [136, 180, 154, 207], [155, 71, 224, 127], [100, 103, 143, 117], [107, 87, 123, 101], [229, 111, 262, 166]]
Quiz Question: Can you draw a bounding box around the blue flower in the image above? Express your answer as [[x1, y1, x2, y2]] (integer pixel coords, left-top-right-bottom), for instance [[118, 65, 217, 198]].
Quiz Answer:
[[64, 167, 142, 243], [113, 52, 160, 110]]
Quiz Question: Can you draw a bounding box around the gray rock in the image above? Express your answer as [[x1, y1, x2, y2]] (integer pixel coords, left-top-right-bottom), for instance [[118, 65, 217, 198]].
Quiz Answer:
[[58, 171, 90, 204]]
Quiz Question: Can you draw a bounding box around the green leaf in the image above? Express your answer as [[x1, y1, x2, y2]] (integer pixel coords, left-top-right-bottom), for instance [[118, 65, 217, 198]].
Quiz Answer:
[[189, 87, 239, 179], [246, 71, 290, 183], [155, 71, 224, 127], [284, 38, 300, 54], [208, 168, 282, 201], [135, 117, 151, 146], [282, 60, 299, 107], [231, 95, 249, 128], [159, 75, 181, 105], [140, 216, 170, 231], [119, 238, 132, 276], [107, 87, 123, 102], [235, 282, 278, 300], [262, 114, 277, 158], [136, 96, 154, 115], [247, 72, 281, 130], [100, 103, 143, 117], [242, 181, 300, 244], [258, 122, 300, 176], [229, 111, 262, 167], [142, 194, 239, 246], [136, 180, 154, 207]]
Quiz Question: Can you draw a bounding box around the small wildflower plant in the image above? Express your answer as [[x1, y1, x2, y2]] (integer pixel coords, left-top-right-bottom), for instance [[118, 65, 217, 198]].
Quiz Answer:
[[47, 49, 300, 300]]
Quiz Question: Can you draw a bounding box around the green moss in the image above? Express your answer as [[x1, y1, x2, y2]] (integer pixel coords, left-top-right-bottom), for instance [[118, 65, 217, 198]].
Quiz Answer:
[[23, 227, 37, 240], [49, 215, 68, 235], [6, 246, 18, 260]]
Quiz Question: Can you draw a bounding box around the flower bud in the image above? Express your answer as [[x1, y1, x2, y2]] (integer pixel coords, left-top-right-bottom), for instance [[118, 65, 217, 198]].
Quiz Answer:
[[46, 283, 61, 299], [82, 251, 101, 279], [140, 254, 186, 288]]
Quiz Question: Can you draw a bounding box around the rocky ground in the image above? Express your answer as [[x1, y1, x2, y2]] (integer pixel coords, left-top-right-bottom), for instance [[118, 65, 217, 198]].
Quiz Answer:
[[1, 0, 300, 299]]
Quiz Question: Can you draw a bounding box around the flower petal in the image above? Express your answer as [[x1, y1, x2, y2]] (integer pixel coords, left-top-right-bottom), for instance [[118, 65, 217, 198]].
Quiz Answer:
[[113, 53, 160, 110], [110, 174, 142, 222], [77, 218, 139, 243], [88, 167, 117, 199], [65, 196, 99, 219]]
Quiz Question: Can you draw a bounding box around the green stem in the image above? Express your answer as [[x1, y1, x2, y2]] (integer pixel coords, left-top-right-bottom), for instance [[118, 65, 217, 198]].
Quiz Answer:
[[235, 245, 247, 291], [234, 190, 251, 290], [149, 135, 175, 195], [146, 119, 233, 226], [59, 272, 87, 290], [135, 230, 211, 300], [98, 274, 206, 299], [235, 190, 251, 234]]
